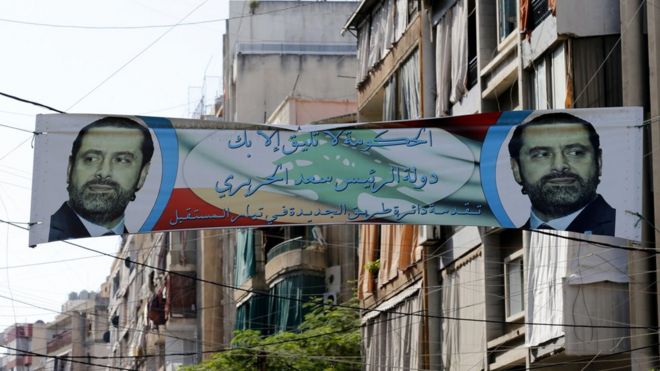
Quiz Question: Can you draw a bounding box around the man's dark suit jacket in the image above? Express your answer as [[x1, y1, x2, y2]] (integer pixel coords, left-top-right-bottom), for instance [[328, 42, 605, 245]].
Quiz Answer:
[[48, 202, 127, 242], [523, 194, 616, 236]]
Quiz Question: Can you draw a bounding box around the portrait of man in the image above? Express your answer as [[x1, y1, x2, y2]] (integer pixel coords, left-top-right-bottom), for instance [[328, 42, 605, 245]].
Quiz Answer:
[[508, 112, 615, 236], [48, 117, 154, 241]]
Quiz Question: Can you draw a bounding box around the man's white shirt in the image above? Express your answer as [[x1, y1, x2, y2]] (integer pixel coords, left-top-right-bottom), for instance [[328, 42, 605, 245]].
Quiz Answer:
[[529, 205, 587, 230], [75, 211, 125, 236]]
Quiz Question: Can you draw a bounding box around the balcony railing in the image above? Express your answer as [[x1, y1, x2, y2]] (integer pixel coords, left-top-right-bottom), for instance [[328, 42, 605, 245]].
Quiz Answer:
[[266, 237, 309, 262], [47, 330, 72, 353]]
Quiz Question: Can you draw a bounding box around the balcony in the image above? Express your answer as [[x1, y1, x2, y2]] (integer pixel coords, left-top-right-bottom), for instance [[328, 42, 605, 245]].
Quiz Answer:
[[266, 237, 308, 262], [47, 330, 72, 353], [265, 238, 326, 285]]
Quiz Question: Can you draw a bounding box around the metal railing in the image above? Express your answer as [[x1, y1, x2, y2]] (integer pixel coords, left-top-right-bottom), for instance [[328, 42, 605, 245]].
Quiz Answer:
[[266, 237, 310, 262]]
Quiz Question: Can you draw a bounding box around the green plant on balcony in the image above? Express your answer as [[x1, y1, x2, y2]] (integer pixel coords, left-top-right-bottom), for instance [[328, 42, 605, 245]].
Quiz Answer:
[[248, 0, 259, 14], [364, 259, 380, 275]]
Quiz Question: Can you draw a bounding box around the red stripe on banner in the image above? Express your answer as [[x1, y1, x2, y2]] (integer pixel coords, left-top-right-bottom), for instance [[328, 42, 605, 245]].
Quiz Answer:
[[152, 188, 274, 231], [434, 112, 501, 141], [355, 112, 502, 142]]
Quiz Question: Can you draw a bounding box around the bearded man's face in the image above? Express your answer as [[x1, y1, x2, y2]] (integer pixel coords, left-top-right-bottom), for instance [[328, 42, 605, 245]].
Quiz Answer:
[[510, 123, 601, 221]]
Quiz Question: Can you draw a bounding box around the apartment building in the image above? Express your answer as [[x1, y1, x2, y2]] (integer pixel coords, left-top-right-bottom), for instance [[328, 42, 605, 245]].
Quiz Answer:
[[232, 225, 358, 334], [345, 0, 659, 369], [217, 0, 362, 337], [0, 289, 110, 371], [221, 0, 359, 123], [106, 231, 236, 370], [0, 324, 37, 371], [39, 290, 110, 371]]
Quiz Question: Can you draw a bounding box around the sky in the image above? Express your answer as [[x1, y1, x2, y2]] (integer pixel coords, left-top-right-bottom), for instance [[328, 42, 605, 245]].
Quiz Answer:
[[0, 0, 227, 327]]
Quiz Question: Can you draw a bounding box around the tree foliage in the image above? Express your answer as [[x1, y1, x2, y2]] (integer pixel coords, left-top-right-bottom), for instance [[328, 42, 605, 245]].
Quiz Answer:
[[182, 297, 362, 371]]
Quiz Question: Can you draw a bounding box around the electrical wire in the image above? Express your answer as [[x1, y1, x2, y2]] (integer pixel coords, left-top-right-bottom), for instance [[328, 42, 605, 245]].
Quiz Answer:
[[0, 122, 36, 134], [0, 91, 65, 114], [2, 218, 659, 332], [0, 2, 320, 31], [65, 0, 210, 111], [0, 136, 32, 162], [0, 254, 106, 270], [0, 343, 134, 371]]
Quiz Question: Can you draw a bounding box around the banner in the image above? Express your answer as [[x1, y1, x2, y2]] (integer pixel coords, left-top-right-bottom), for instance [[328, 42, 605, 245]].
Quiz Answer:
[[29, 107, 643, 245]]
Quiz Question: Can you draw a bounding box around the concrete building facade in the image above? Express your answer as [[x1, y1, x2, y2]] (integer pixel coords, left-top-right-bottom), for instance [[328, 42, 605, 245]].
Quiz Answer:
[[106, 231, 236, 370], [345, 0, 659, 369], [0, 289, 110, 371], [221, 0, 359, 123]]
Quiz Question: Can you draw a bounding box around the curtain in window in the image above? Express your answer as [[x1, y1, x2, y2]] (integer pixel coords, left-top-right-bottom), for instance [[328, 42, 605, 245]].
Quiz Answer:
[[398, 225, 418, 270], [368, 4, 387, 68], [234, 229, 255, 286], [532, 57, 549, 109], [383, 0, 395, 51], [394, 0, 408, 42], [362, 289, 422, 370], [358, 225, 379, 299], [377, 225, 419, 284], [435, 7, 453, 116], [235, 294, 269, 331], [449, 0, 467, 104], [383, 77, 396, 121], [378, 225, 396, 284], [441, 253, 485, 370], [526, 231, 567, 346], [398, 50, 420, 120], [268, 274, 325, 333], [357, 20, 370, 84], [166, 273, 197, 318], [550, 43, 566, 109], [235, 301, 247, 330], [572, 36, 622, 108], [519, 0, 529, 33]]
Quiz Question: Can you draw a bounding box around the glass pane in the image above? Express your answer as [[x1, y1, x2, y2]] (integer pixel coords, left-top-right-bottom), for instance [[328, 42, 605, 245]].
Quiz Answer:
[[234, 228, 255, 286], [498, 0, 516, 43], [506, 258, 523, 316]]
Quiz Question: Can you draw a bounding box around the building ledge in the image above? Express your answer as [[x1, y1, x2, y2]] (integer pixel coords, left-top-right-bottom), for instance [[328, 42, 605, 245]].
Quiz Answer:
[[481, 40, 518, 100], [265, 245, 326, 285], [487, 326, 525, 349]]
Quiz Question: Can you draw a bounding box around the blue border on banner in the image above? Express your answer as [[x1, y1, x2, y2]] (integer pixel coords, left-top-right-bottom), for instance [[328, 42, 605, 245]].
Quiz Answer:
[[481, 111, 532, 228], [139, 116, 178, 232]]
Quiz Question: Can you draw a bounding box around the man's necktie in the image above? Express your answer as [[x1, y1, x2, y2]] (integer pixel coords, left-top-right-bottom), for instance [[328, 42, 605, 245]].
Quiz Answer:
[[537, 224, 554, 230]]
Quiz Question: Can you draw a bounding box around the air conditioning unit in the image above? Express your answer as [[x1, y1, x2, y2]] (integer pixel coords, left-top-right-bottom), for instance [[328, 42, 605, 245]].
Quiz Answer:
[[325, 265, 341, 294], [418, 225, 441, 245], [323, 292, 338, 305]]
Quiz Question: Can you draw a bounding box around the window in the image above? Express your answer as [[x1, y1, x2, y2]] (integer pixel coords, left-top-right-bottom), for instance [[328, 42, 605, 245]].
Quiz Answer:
[[382, 50, 420, 120], [528, 43, 566, 109], [408, 0, 419, 20], [267, 274, 325, 333], [112, 273, 120, 297], [529, 0, 550, 29], [467, 0, 478, 88], [235, 294, 269, 331], [504, 250, 524, 321], [572, 36, 622, 108], [234, 229, 255, 286], [167, 273, 197, 318], [358, 225, 380, 298], [170, 231, 197, 266], [497, 0, 516, 43]]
